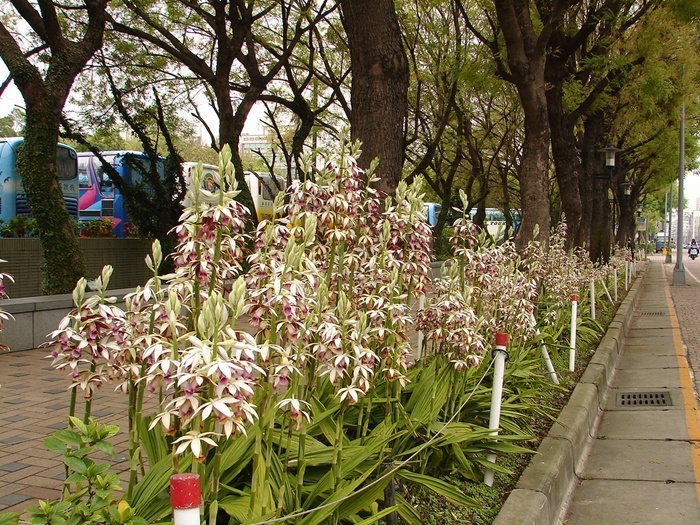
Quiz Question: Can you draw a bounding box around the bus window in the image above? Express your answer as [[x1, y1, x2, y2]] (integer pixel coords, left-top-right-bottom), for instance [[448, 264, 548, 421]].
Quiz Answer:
[[56, 146, 77, 180], [261, 175, 283, 201], [246, 172, 285, 221], [92, 158, 115, 196]]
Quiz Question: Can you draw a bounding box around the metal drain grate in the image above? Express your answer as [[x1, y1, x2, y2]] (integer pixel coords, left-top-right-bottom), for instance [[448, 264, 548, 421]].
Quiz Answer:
[[617, 391, 672, 407], [640, 311, 664, 316]]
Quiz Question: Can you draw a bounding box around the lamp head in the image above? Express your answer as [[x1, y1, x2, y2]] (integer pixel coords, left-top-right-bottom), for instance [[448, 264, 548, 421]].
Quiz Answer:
[[600, 144, 620, 167]]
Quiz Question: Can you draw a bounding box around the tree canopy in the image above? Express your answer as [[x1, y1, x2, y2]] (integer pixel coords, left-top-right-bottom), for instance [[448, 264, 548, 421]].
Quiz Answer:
[[1, 0, 699, 291]]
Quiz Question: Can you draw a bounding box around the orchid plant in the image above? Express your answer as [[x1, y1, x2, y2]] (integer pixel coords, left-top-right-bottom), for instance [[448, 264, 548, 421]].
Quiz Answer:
[[41, 138, 628, 525]]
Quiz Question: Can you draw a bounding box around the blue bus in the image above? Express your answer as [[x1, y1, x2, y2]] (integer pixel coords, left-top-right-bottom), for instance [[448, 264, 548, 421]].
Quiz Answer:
[[0, 137, 79, 222], [78, 151, 165, 237]]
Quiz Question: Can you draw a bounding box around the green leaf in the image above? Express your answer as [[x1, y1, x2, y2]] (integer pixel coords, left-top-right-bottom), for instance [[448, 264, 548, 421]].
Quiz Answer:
[[137, 415, 168, 467], [352, 506, 399, 525], [65, 473, 87, 484], [394, 470, 481, 508], [44, 436, 68, 455], [395, 495, 423, 525], [299, 466, 386, 525], [69, 417, 89, 436], [449, 443, 482, 482], [218, 494, 250, 522], [52, 429, 82, 445], [216, 426, 259, 487], [95, 440, 114, 456], [64, 456, 88, 474], [131, 453, 191, 523], [0, 512, 20, 525]]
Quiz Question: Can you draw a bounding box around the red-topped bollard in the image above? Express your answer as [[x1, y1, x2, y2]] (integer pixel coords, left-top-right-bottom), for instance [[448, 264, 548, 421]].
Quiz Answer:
[[569, 294, 579, 372], [171, 473, 201, 525], [484, 332, 509, 487]]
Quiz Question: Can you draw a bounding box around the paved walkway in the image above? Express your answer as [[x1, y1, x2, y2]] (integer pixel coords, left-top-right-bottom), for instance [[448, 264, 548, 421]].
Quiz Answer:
[[1, 255, 699, 522], [563, 255, 700, 524]]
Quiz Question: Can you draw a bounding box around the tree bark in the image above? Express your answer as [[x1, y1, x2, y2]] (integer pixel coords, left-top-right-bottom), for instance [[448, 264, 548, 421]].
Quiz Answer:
[[340, 0, 409, 199], [545, 41, 583, 249], [582, 110, 611, 263], [492, 0, 551, 248]]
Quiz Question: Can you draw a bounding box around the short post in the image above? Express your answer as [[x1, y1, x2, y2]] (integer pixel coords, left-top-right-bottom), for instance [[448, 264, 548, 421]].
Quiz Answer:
[[171, 473, 201, 525], [589, 279, 596, 320], [613, 266, 618, 302], [600, 278, 612, 303], [625, 261, 629, 290], [529, 312, 559, 385], [569, 294, 578, 372], [484, 332, 508, 487], [417, 294, 426, 359]]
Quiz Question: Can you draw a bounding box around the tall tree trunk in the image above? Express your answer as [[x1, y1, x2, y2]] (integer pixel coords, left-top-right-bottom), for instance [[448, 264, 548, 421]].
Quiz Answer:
[[214, 78, 257, 227], [493, 0, 551, 248], [582, 110, 611, 263], [545, 53, 583, 249], [18, 105, 87, 294], [0, 1, 110, 293], [340, 0, 409, 199]]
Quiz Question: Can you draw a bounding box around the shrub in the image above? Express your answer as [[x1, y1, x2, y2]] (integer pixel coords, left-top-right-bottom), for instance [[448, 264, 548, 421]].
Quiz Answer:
[[0, 214, 37, 237], [79, 219, 116, 238]]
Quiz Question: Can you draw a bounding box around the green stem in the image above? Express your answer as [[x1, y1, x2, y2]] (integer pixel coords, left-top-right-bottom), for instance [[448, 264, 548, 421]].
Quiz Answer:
[[295, 425, 307, 518], [82, 362, 97, 424], [356, 396, 365, 440], [331, 407, 345, 525], [127, 377, 138, 500], [68, 387, 77, 423], [207, 449, 221, 525], [361, 391, 374, 441], [332, 407, 345, 488]]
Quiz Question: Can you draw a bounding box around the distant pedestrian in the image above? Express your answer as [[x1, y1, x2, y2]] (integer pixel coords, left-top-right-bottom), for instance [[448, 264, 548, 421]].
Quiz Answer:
[[627, 239, 635, 260]]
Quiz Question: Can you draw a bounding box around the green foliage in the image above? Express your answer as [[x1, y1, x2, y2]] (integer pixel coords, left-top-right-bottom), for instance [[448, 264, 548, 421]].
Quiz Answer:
[[79, 219, 116, 238], [0, 512, 20, 525], [0, 109, 24, 136], [26, 417, 147, 525], [0, 215, 38, 238]]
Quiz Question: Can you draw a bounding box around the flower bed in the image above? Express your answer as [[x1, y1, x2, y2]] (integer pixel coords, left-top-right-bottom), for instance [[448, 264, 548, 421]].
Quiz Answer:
[[0, 140, 634, 525]]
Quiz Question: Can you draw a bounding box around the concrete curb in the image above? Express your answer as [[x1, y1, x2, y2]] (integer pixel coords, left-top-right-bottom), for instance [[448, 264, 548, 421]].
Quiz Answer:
[[493, 261, 648, 525]]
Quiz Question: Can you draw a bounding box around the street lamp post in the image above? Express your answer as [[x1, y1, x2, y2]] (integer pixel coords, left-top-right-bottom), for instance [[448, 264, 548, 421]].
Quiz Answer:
[[598, 144, 620, 254], [665, 190, 673, 263], [673, 90, 686, 285]]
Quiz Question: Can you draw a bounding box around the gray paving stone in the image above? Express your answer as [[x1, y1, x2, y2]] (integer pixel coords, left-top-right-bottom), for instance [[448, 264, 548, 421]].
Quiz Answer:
[[0, 461, 29, 472], [565, 479, 700, 525], [0, 493, 30, 506]]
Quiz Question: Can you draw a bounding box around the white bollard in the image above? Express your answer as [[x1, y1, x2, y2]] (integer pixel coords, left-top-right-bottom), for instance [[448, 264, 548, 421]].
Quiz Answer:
[[569, 294, 578, 372], [589, 279, 596, 320], [625, 261, 629, 290], [417, 294, 426, 359], [171, 473, 201, 525], [484, 332, 509, 487], [528, 312, 559, 385], [613, 267, 618, 302]]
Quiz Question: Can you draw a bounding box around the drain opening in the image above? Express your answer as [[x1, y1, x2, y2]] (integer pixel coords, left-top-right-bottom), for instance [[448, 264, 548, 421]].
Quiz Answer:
[[617, 391, 672, 407], [640, 311, 664, 316]]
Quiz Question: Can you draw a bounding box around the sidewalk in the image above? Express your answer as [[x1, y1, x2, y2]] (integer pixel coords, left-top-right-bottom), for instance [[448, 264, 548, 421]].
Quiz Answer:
[[562, 256, 700, 523]]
